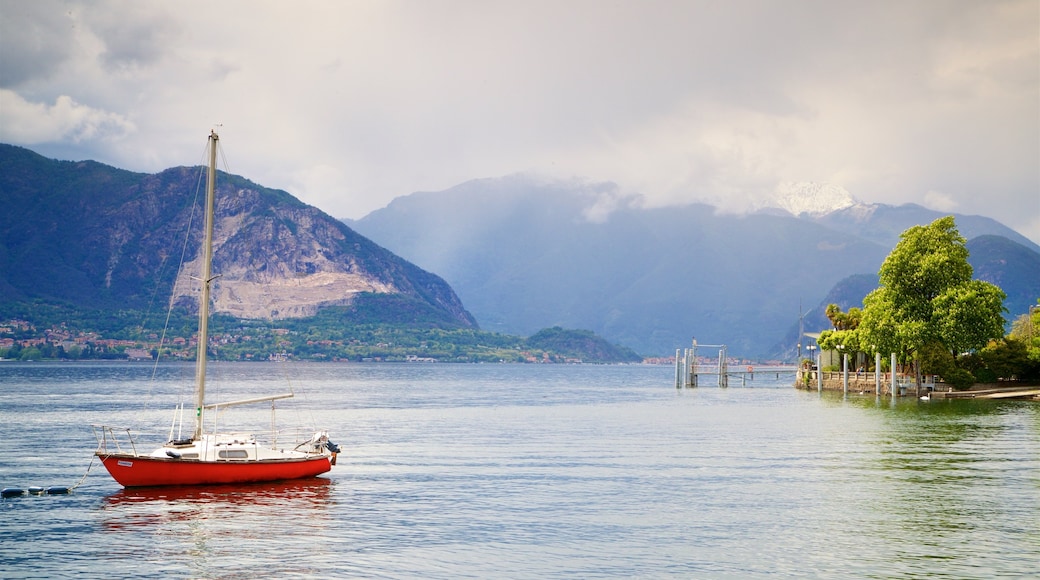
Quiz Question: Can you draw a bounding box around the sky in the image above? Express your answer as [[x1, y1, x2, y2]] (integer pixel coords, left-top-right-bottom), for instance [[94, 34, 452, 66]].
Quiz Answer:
[[2, 0, 1038, 244]]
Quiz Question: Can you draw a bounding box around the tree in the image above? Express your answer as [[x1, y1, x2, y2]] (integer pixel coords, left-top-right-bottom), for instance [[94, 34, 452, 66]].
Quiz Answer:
[[818, 304, 864, 369], [19, 346, 43, 361], [824, 304, 861, 331], [825, 304, 841, 328], [1008, 300, 1040, 350], [933, 280, 1006, 356], [858, 216, 1006, 389], [979, 338, 1035, 381], [1006, 301, 1040, 381]]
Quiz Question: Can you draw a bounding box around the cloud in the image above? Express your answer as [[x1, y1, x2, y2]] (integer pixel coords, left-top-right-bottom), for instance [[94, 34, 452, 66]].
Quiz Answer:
[[81, 5, 181, 73], [0, 90, 135, 143], [0, 0, 78, 86], [0, 0, 1036, 244], [923, 190, 959, 213]]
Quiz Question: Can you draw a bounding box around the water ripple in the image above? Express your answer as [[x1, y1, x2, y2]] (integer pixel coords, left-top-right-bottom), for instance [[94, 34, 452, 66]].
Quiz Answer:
[[1, 363, 1037, 578]]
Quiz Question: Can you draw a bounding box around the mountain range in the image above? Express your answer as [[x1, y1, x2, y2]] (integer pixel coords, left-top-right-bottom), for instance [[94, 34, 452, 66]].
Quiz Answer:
[[3, 142, 1037, 360], [349, 175, 1040, 358], [0, 144, 475, 329]]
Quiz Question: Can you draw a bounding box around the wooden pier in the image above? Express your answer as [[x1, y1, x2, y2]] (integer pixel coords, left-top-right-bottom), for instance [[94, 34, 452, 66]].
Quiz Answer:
[[674, 339, 796, 388]]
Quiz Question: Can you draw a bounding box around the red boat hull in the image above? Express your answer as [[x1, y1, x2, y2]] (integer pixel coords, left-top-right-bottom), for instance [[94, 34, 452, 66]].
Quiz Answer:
[[97, 453, 332, 487]]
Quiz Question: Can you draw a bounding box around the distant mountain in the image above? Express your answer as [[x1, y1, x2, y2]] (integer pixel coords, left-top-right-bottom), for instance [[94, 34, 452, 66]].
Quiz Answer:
[[351, 174, 1040, 358], [351, 175, 890, 356], [0, 144, 475, 329], [964, 235, 1040, 319], [765, 182, 856, 217], [814, 202, 1039, 253], [525, 326, 643, 363], [758, 182, 1038, 252], [774, 273, 879, 360]]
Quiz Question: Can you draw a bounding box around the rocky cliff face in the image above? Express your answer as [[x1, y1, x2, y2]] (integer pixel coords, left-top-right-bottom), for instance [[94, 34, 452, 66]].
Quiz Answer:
[[0, 146, 476, 328], [168, 173, 391, 319]]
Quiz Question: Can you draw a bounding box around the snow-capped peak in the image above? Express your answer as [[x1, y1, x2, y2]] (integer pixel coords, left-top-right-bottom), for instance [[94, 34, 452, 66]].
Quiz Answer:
[[771, 182, 857, 217]]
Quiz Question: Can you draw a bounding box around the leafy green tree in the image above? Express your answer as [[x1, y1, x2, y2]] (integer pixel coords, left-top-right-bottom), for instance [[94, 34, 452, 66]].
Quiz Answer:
[[919, 341, 975, 390], [933, 280, 1007, 356], [19, 346, 43, 361], [823, 304, 861, 331], [1008, 300, 1040, 366], [858, 216, 1006, 389], [825, 304, 841, 328], [818, 304, 865, 369], [979, 338, 1033, 381]]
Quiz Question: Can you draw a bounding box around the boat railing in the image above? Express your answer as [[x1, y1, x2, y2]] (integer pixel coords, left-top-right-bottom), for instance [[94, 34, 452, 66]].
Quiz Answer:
[[92, 424, 141, 457], [263, 427, 331, 450], [93, 424, 331, 455], [198, 426, 329, 450]]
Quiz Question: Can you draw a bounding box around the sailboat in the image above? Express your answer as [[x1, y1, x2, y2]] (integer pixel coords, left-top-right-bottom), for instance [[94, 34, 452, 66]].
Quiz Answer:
[[95, 131, 338, 487]]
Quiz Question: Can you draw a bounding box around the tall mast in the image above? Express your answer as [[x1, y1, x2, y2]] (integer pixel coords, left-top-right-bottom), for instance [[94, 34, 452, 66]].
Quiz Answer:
[[193, 130, 219, 440]]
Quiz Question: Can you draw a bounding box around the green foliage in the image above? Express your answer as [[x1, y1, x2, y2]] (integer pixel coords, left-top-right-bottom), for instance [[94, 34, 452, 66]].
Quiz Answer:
[[525, 326, 643, 363], [0, 300, 642, 364], [943, 367, 978, 391], [859, 289, 900, 357], [919, 341, 974, 390], [824, 304, 861, 330], [857, 216, 1007, 384], [980, 338, 1038, 381], [879, 216, 973, 307], [955, 353, 990, 383], [933, 280, 1007, 356], [819, 217, 1035, 389], [18, 347, 43, 361], [329, 293, 469, 329], [1008, 301, 1040, 372], [817, 329, 860, 353]]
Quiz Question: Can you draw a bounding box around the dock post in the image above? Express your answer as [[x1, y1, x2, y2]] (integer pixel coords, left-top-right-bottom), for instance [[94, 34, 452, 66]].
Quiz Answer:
[[675, 349, 682, 389], [686, 349, 692, 387], [683, 349, 689, 387], [689, 340, 698, 388], [874, 352, 881, 396], [718, 346, 728, 388], [842, 353, 849, 396], [681, 348, 690, 387], [890, 353, 897, 397]]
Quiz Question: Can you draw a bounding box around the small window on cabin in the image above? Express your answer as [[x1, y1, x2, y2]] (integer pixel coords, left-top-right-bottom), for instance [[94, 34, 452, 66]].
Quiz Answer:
[[218, 449, 249, 459], [181, 453, 199, 459]]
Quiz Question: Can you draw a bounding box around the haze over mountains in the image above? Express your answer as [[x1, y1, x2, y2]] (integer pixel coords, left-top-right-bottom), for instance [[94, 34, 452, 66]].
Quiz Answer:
[[3, 142, 1037, 359], [350, 175, 1040, 358]]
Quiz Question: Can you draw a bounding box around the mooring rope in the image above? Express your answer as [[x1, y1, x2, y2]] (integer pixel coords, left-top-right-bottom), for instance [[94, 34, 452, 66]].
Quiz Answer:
[[67, 455, 98, 492]]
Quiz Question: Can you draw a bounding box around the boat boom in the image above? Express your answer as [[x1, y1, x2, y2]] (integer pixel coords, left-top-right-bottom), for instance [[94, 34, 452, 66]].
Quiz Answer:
[[203, 392, 295, 410]]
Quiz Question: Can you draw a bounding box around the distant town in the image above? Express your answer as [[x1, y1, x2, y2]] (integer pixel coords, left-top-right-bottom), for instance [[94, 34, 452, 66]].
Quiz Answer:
[[2, 318, 220, 362], [0, 318, 691, 365]]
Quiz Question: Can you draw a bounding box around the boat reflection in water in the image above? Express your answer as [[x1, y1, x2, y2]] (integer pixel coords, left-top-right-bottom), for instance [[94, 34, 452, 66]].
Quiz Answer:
[[102, 476, 334, 510], [97, 478, 336, 577], [99, 477, 337, 576]]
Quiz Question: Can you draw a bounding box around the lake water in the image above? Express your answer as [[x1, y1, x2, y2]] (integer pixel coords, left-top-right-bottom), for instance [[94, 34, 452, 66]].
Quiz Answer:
[[1, 362, 1037, 578]]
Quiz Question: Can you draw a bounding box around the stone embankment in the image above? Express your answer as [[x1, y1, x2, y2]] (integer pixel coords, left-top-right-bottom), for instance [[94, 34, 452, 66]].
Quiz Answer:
[[796, 368, 1040, 400], [795, 369, 925, 396]]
